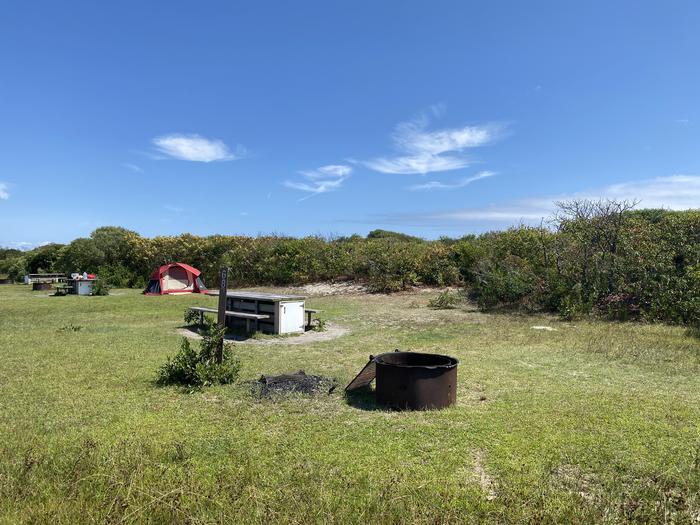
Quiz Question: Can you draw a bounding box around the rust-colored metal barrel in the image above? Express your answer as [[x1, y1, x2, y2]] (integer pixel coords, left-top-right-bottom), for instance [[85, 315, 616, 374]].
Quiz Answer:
[[375, 352, 458, 410]]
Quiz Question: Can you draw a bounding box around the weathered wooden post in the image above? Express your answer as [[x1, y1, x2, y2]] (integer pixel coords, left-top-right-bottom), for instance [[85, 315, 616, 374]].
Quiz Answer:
[[216, 266, 228, 363]]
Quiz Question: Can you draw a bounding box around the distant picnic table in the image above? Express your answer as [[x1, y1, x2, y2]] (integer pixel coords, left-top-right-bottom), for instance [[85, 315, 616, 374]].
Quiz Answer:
[[25, 273, 66, 284]]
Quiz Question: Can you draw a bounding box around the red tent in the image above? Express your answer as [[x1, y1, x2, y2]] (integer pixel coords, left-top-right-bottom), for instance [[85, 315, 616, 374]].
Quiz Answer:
[[143, 262, 207, 295]]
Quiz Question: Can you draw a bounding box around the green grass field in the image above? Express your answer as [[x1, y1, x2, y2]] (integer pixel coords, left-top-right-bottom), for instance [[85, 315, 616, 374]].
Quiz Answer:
[[1, 284, 699, 524]]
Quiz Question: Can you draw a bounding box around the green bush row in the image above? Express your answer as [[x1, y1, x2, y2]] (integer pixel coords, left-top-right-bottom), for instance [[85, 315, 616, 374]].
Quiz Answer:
[[0, 227, 465, 293], [2, 205, 699, 325]]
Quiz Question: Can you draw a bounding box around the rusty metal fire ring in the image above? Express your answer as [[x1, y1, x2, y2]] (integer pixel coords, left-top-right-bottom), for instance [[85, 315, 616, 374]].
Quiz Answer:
[[346, 351, 459, 411]]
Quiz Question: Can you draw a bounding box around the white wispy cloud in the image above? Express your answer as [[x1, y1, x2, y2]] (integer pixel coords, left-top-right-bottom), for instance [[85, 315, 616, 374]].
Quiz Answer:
[[432, 175, 700, 224], [366, 154, 470, 175], [5, 240, 51, 250], [299, 164, 352, 180], [409, 171, 496, 191], [152, 133, 243, 162], [7, 241, 34, 249], [123, 163, 143, 173], [364, 111, 504, 175], [432, 201, 551, 222], [284, 164, 352, 200], [0, 182, 10, 200], [384, 175, 700, 227], [163, 205, 184, 213], [599, 175, 700, 208]]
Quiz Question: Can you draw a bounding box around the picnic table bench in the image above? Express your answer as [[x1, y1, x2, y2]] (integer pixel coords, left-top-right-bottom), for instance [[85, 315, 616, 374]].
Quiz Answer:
[[54, 282, 72, 295], [188, 306, 270, 333], [304, 308, 322, 329]]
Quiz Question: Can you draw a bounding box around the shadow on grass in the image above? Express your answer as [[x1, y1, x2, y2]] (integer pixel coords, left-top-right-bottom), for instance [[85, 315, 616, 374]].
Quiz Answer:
[[344, 386, 384, 411], [179, 324, 258, 342], [685, 327, 700, 340]]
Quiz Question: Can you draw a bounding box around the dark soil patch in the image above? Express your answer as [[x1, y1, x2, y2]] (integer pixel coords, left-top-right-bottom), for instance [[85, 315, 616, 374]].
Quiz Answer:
[[251, 370, 337, 398]]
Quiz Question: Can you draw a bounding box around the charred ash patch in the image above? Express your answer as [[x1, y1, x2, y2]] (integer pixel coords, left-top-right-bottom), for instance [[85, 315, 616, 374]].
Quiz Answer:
[[251, 370, 337, 399]]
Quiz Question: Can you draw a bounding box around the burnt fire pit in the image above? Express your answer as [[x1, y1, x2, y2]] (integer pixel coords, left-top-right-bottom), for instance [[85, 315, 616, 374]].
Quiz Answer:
[[346, 351, 459, 410]]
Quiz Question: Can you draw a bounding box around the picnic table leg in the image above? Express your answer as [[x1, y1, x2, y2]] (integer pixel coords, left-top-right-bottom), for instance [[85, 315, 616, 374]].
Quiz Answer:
[[254, 300, 260, 333], [306, 311, 312, 330], [199, 311, 204, 326], [246, 319, 251, 333]]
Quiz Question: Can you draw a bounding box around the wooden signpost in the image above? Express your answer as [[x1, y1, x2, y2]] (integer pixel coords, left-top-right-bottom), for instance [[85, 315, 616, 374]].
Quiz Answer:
[[216, 266, 229, 363]]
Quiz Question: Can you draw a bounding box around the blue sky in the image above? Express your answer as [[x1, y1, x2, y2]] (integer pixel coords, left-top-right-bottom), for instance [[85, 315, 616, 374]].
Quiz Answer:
[[1, 1, 699, 247]]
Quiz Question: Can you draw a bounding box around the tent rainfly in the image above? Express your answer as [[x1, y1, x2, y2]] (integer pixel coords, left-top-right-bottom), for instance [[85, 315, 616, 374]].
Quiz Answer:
[[144, 262, 207, 295]]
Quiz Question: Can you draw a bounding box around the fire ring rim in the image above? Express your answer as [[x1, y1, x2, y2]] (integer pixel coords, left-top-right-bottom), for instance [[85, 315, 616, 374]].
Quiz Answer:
[[374, 351, 459, 370]]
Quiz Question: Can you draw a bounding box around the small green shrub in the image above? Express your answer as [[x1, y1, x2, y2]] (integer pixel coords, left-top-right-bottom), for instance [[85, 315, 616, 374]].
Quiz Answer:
[[471, 256, 540, 310], [596, 293, 640, 321], [184, 308, 201, 325], [427, 290, 464, 309], [130, 275, 148, 289], [156, 321, 240, 387], [313, 317, 327, 332], [97, 264, 132, 287], [91, 280, 111, 296], [6, 257, 27, 282]]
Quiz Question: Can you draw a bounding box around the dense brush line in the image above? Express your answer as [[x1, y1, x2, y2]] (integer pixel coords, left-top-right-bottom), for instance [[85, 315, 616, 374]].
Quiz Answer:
[[2, 203, 699, 325]]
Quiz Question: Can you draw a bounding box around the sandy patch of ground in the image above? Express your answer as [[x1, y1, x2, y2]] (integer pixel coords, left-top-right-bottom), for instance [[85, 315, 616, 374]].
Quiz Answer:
[[552, 464, 599, 503], [289, 281, 460, 297], [344, 292, 485, 330], [473, 450, 498, 501], [178, 322, 349, 345], [292, 281, 370, 296]]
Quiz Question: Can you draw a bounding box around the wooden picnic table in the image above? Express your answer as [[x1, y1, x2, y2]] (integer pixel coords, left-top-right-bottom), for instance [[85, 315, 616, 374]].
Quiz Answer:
[[188, 306, 270, 333], [199, 290, 317, 334]]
